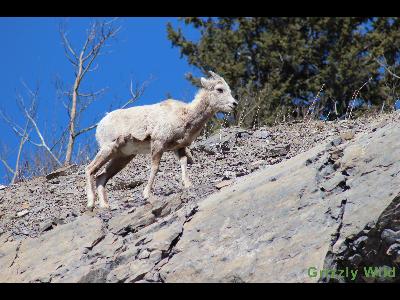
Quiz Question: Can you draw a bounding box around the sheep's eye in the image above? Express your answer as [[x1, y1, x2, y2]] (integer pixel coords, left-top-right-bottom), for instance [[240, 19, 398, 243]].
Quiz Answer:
[[216, 88, 224, 93]]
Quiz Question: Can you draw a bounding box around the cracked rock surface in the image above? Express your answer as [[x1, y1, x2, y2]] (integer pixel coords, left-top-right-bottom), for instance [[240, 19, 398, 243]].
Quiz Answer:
[[0, 112, 399, 282]]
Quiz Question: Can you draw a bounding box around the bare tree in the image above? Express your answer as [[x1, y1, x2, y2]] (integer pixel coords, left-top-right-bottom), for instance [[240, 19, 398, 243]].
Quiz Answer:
[[0, 86, 37, 184], [60, 18, 121, 165], [0, 82, 61, 183], [0, 19, 150, 184]]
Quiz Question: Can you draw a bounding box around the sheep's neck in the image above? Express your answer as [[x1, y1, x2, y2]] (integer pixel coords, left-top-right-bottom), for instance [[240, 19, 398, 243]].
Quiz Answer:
[[185, 93, 215, 135]]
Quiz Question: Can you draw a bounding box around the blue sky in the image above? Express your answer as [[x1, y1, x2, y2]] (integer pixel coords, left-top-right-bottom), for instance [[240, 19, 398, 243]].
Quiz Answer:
[[0, 17, 201, 184]]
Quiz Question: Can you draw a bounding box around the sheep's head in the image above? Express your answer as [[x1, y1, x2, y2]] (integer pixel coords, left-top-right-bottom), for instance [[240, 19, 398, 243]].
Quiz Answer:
[[200, 71, 238, 113]]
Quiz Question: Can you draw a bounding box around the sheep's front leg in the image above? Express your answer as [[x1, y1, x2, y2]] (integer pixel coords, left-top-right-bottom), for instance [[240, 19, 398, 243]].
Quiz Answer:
[[175, 148, 193, 188], [143, 142, 164, 199]]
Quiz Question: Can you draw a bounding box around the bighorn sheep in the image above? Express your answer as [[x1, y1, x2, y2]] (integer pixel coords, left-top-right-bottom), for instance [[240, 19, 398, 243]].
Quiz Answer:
[[85, 71, 238, 209]]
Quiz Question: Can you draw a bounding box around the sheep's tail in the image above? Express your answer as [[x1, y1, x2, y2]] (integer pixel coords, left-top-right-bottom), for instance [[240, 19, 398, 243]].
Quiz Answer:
[[95, 114, 108, 146]]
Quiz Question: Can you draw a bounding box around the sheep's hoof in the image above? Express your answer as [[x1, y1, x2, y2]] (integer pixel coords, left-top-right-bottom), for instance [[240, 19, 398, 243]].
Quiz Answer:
[[184, 181, 193, 188], [143, 199, 152, 206], [99, 203, 110, 210], [84, 206, 96, 216], [142, 189, 150, 199]]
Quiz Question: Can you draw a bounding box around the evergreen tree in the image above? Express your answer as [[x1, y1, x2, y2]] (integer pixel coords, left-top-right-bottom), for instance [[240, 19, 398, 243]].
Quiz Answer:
[[167, 17, 400, 127]]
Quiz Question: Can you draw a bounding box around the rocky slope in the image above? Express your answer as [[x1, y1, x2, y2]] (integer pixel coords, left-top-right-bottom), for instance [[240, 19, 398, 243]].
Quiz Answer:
[[0, 113, 399, 282]]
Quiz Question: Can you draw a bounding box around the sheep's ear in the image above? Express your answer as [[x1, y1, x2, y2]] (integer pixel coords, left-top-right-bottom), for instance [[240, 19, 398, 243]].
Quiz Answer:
[[201, 77, 214, 90], [209, 71, 221, 80], [209, 71, 227, 85]]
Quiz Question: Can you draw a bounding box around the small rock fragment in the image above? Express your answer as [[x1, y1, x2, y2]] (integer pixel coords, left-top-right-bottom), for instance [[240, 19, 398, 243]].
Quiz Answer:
[[138, 249, 151, 260], [45, 164, 78, 180], [340, 130, 355, 141], [330, 137, 343, 147], [21, 202, 30, 209], [348, 253, 362, 267], [215, 180, 234, 190], [253, 131, 270, 139], [16, 209, 29, 218], [223, 171, 236, 180], [386, 243, 400, 256], [381, 229, 400, 244], [269, 144, 290, 157]]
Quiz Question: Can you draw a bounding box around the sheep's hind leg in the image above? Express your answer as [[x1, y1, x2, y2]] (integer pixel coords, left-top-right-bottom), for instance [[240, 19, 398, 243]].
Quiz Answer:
[[184, 147, 194, 164], [175, 148, 193, 188], [85, 142, 119, 209], [96, 154, 135, 208]]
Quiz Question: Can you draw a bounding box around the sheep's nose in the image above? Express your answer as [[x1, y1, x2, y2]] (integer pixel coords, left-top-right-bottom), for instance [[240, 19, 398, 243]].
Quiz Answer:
[[232, 100, 238, 107]]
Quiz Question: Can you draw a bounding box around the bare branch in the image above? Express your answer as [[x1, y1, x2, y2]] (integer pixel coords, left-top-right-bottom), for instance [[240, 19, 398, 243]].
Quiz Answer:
[[0, 109, 41, 148], [0, 157, 15, 177], [75, 123, 98, 137], [87, 63, 99, 73], [59, 27, 78, 60], [78, 87, 107, 98], [15, 83, 62, 166], [82, 24, 120, 63], [104, 17, 119, 26], [50, 126, 69, 152], [76, 88, 108, 118], [65, 54, 79, 67], [80, 46, 102, 80], [11, 120, 30, 183], [23, 107, 62, 166], [81, 22, 97, 55], [376, 57, 400, 80], [0, 88, 36, 183], [0, 110, 26, 137], [120, 77, 151, 109]]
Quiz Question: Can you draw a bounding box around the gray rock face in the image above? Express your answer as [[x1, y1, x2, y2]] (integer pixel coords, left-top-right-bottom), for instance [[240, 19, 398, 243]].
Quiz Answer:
[[160, 119, 400, 282], [0, 113, 399, 282], [160, 143, 333, 282], [0, 214, 104, 282]]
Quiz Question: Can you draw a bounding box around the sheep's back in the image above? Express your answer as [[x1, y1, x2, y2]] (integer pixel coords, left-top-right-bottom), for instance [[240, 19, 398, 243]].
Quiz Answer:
[[96, 105, 154, 146], [95, 99, 187, 147]]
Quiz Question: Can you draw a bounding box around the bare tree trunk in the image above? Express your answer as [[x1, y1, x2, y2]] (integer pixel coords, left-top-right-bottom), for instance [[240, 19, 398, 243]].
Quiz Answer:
[[11, 121, 29, 183], [61, 19, 120, 165], [65, 54, 83, 165]]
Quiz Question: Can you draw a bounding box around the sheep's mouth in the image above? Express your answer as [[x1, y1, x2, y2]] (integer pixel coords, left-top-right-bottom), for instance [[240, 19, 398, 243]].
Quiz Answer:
[[220, 104, 235, 113]]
